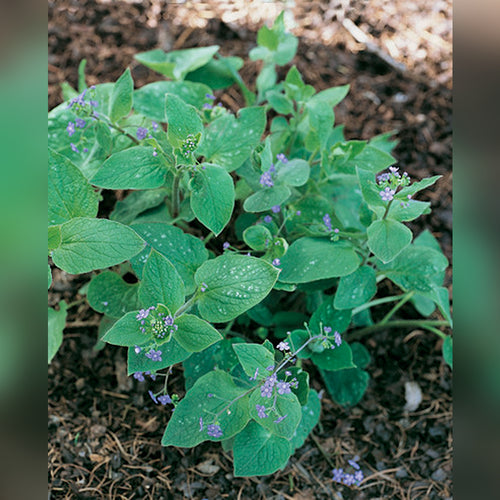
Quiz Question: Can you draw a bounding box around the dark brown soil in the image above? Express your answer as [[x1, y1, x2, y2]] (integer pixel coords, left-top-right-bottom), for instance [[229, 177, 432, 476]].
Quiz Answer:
[[48, 1, 452, 498]]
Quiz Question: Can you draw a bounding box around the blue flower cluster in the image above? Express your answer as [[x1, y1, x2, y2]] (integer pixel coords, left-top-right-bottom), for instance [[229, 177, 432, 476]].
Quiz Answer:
[[332, 457, 364, 486], [377, 166, 411, 204]]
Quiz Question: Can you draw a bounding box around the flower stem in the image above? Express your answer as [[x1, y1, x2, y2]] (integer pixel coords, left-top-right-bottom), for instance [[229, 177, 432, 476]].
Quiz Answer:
[[379, 291, 415, 324], [352, 295, 407, 315], [347, 319, 450, 341], [174, 294, 198, 319]]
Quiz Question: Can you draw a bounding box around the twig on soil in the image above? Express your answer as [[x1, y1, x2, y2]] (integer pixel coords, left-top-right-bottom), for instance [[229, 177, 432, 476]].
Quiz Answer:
[[309, 433, 335, 469]]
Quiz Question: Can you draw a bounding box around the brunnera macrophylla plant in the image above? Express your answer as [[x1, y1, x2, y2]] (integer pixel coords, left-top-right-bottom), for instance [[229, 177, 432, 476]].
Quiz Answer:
[[48, 13, 452, 479]]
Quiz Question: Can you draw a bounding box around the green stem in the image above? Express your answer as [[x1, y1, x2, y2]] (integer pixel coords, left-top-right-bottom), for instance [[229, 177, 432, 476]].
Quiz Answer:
[[99, 117, 140, 145], [420, 325, 447, 339], [173, 294, 198, 319], [379, 291, 415, 324], [203, 232, 215, 245], [352, 295, 406, 315], [347, 319, 450, 341], [382, 199, 394, 220], [65, 298, 86, 309], [171, 172, 181, 218]]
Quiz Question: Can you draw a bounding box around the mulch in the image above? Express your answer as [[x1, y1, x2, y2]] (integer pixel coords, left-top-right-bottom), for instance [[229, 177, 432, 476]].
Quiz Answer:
[[48, 1, 452, 498]]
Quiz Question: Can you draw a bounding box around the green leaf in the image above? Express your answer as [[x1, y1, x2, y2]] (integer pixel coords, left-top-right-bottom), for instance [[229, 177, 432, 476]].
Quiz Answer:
[[320, 342, 370, 406], [186, 56, 243, 89], [334, 266, 377, 310], [309, 297, 352, 334], [165, 93, 203, 148], [398, 175, 442, 198], [243, 186, 291, 213], [442, 336, 453, 369], [275, 159, 310, 187], [127, 339, 191, 375], [48, 148, 99, 225], [110, 68, 133, 122], [367, 219, 412, 263], [379, 245, 448, 294], [195, 254, 279, 322], [256, 64, 278, 99], [48, 225, 61, 250], [134, 81, 212, 121], [305, 100, 334, 150], [267, 90, 294, 115], [87, 271, 141, 318], [320, 365, 370, 407], [189, 164, 235, 235], [387, 200, 431, 222], [233, 420, 292, 477], [283, 366, 310, 405], [110, 188, 170, 225], [48, 265, 52, 289], [102, 311, 146, 347], [173, 314, 222, 352], [356, 167, 386, 209], [48, 302, 68, 363], [51, 218, 145, 274], [310, 85, 350, 108], [130, 223, 208, 294], [162, 370, 250, 447], [198, 107, 266, 172], [243, 224, 273, 251], [233, 343, 275, 379], [289, 389, 321, 450], [311, 342, 355, 370], [249, 390, 301, 439], [135, 46, 219, 80], [183, 338, 244, 390], [279, 238, 361, 283], [91, 147, 168, 189], [139, 249, 185, 313]]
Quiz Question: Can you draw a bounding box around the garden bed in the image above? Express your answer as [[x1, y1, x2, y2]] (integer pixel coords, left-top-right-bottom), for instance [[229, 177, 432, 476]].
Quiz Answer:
[[48, 1, 452, 498]]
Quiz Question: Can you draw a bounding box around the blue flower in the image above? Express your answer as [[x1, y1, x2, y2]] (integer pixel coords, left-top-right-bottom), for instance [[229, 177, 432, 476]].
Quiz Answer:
[[137, 127, 148, 140], [271, 205, 281, 213], [133, 372, 145, 382], [158, 394, 172, 405], [380, 187, 396, 201], [145, 349, 162, 362], [263, 215, 273, 223], [332, 468, 344, 482], [272, 258, 281, 266], [75, 118, 86, 128], [70, 143, 79, 153], [207, 424, 223, 438], [223, 241, 230, 250], [276, 153, 288, 163], [256, 404, 268, 419], [342, 473, 355, 486], [260, 171, 274, 188], [205, 93, 216, 100], [323, 213, 332, 232], [276, 341, 289, 351], [148, 390, 159, 404], [66, 122, 75, 136], [273, 414, 287, 424], [276, 381, 292, 395]]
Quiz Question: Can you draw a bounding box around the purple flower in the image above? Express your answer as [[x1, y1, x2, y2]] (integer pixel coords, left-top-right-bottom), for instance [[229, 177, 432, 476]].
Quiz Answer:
[[296, 210, 301, 216], [389, 166, 400, 176], [380, 187, 396, 201], [272, 258, 281, 266], [145, 349, 162, 362], [164, 315, 174, 326], [70, 143, 79, 153], [377, 173, 390, 183], [207, 424, 223, 438], [134, 345, 142, 354], [323, 213, 332, 231], [223, 241, 230, 250], [260, 383, 274, 398], [203, 103, 213, 110], [334, 331, 342, 347], [75, 118, 86, 128], [348, 459, 360, 470], [263, 215, 273, 223], [354, 470, 364, 483], [332, 468, 344, 483], [200, 282, 208, 292], [148, 390, 158, 404], [199, 417, 204, 431], [152, 121, 159, 132], [277, 341, 290, 351], [158, 394, 172, 405], [276, 153, 288, 163], [83, 147, 89, 153], [276, 381, 292, 395], [273, 414, 287, 424], [133, 372, 145, 382], [137, 127, 148, 140], [66, 122, 75, 136], [152, 148, 158, 157], [249, 367, 259, 381], [205, 93, 216, 100], [89, 100, 98, 107], [342, 473, 355, 486], [260, 171, 274, 188], [323, 326, 332, 334], [271, 205, 281, 213], [269, 163, 276, 173], [334, 228, 340, 234], [256, 404, 268, 419]]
